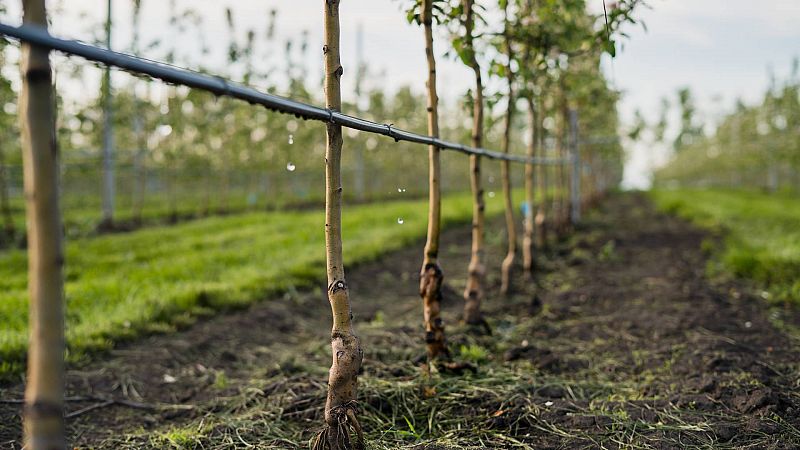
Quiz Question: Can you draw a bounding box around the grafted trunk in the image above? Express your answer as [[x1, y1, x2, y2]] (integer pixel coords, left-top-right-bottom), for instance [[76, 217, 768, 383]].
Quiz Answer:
[[499, 2, 516, 295], [313, 1, 364, 449], [533, 96, 547, 249], [20, 1, 66, 449], [462, 0, 486, 327], [419, 0, 447, 361], [522, 97, 537, 275]]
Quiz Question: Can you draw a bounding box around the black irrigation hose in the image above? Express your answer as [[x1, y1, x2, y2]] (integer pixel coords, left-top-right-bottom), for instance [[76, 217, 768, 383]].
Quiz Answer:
[[0, 22, 568, 166]]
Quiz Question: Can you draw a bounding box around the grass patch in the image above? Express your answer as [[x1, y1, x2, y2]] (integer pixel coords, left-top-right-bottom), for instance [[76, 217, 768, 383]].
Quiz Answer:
[[0, 190, 524, 380], [649, 188, 800, 304]]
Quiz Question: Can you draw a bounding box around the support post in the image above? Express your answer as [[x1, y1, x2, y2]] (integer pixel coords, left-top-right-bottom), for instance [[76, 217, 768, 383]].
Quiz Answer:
[[569, 109, 580, 225], [101, 0, 114, 227]]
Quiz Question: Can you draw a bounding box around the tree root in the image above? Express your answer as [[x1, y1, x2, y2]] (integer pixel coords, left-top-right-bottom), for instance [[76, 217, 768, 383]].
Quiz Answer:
[[464, 316, 492, 336], [312, 402, 364, 450]]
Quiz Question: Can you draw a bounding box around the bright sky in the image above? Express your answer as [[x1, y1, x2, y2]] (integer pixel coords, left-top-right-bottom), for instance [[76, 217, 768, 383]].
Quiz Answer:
[[2, 0, 799, 188]]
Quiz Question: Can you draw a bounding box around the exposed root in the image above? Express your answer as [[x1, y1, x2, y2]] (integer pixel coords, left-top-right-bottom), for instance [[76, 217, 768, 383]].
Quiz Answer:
[[439, 360, 478, 375], [464, 316, 492, 336], [312, 402, 364, 450]]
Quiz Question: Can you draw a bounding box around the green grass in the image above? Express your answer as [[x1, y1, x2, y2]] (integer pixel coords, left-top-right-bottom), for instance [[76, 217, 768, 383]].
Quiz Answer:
[[649, 188, 800, 304], [0, 191, 516, 379]]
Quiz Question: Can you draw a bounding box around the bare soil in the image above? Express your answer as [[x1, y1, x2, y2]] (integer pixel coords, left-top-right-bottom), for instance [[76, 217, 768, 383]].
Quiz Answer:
[[1, 193, 799, 449]]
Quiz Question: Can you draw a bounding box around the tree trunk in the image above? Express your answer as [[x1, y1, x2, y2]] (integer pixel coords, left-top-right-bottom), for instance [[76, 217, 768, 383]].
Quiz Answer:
[[462, 0, 486, 327], [419, 0, 447, 362], [313, 1, 364, 449], [0, 146, 15, 242], [101, 0, 115, 229], [534, 96, 547, 249], [20, 1, 66, 448], [523, 97, 537, 274], [131, 8, 146, 225], [499, 3, 516, 296], [554, 90, 566, 237]]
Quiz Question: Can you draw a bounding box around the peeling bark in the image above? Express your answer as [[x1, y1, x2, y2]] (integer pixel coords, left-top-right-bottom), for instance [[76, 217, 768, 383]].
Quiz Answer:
[[314, 1, 364, 449], [20, 1, 66, 449]]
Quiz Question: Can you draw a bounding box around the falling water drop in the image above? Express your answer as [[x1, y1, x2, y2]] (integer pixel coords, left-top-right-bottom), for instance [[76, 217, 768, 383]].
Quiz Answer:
[[488, 191, 496, 198], [397, 217, 404, 225], [286, 162, 296, 172], [288, 134, 294, 145]]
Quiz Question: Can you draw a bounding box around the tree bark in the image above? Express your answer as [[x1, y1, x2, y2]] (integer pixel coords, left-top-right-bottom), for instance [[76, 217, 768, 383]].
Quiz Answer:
[[0, 146, 14, 241], [20, 1, 66, 448], [462, 0, 486, 327], [314, 1, 364, 449], [499, 3, 516, 295], [419, 0, 447, 361], [534, 95, 547, 249]]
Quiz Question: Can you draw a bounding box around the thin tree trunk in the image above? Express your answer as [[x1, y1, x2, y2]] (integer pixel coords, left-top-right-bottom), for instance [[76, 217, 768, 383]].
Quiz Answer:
[[534, 96, 547, 249], [554, 90, 566, 236], [462, 0, 486, 327], [20, 1, 66, 448], [101, 0, 115, 228], [419, 0, 447, 361], [499, 2, 516, 295], [0, 147, 15, 241], [314, 1, 363, 449], [560, 96, 571, 229], [523, 97, 537, 274]]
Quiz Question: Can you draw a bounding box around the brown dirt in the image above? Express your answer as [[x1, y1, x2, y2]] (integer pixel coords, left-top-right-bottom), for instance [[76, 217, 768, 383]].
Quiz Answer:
[[1, 192, 799, 449]]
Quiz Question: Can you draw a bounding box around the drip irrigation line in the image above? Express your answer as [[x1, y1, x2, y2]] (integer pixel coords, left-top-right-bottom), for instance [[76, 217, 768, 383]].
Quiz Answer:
[[0, 22, 569, 166]]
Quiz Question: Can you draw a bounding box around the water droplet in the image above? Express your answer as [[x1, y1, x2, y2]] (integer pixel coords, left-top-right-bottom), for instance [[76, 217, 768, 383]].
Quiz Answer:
[[397, 217, 404, 225], [544, 401, 553, 407], [286, 162, 296, 172], [488, 191, 496, 198], [488, 175, 495, 184], [288, 134, 294, 145]]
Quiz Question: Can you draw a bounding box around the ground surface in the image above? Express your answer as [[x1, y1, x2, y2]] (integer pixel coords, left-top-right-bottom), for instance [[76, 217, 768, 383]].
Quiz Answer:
[[651, 188, 800, 304], [1, 193, 799, 449]]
